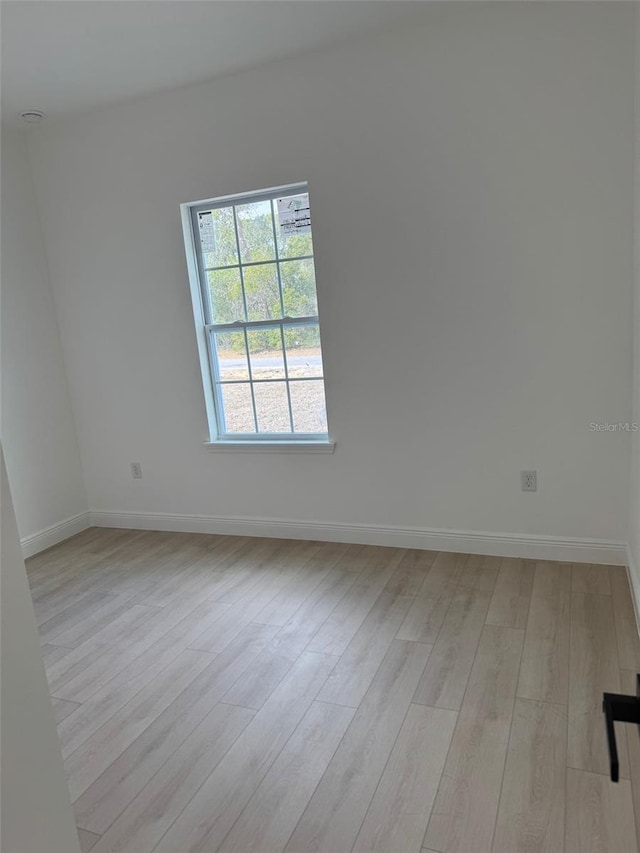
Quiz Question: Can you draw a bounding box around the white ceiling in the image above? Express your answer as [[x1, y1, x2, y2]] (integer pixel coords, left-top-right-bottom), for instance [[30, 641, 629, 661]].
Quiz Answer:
[[1, 1, 424, 124]]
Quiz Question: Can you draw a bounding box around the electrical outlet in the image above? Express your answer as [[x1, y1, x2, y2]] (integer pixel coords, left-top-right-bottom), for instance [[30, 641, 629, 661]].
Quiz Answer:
[[131, 462, 142, 479], [521, 470, 537, 492]]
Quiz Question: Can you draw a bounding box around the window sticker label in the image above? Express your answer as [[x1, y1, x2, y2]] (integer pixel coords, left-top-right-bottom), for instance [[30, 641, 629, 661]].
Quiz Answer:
[[277, 194, 311, 235], [198, 211, 216, 253]]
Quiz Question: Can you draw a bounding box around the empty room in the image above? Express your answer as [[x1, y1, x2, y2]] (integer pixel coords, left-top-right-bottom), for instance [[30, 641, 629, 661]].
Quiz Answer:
[[2, 1, 640, 851]]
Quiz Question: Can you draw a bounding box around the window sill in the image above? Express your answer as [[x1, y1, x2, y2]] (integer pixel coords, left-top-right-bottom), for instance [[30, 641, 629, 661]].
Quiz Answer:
[[203, 440, 336, 454]]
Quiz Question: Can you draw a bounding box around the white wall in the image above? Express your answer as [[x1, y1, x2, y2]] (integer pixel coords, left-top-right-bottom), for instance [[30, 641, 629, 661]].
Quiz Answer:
[[629, 4, 640, 601], [1, 126, 88, 550], [28, 3, 634, 553], [0, 448, 81, 853]]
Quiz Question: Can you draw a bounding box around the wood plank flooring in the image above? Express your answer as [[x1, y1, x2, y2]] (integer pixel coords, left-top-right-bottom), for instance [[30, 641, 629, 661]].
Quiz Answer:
[[26, 529, 640, 853]]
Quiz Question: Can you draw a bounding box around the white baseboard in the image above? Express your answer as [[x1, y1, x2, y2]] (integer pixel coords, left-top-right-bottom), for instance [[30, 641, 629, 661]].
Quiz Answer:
[[21, 512, 91, 559], [90, 511, 627, 565]]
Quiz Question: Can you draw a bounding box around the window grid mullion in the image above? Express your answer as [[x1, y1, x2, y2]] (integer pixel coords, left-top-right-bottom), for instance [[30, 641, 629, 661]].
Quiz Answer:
[[232, 205, 250, 322], [241, 326, 259, 433], [206, 317, 319, 333], [204, 254, 313, 274], [270, 199, 286, 318], [269, 200, 295, 433], [216, 377, 324, 385], [279, 325, 294, 433]]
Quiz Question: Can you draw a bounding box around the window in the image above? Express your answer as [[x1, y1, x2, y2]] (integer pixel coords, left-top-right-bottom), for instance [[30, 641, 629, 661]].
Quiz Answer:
[[182, 183, 331, 447]]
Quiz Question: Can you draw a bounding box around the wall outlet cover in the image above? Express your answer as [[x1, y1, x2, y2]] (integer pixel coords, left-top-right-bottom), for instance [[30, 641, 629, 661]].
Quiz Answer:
[[521, 470, 537, 492]]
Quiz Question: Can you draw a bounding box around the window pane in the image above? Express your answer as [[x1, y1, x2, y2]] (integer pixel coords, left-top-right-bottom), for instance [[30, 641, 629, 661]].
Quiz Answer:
[[253, 382, 291, 433], [283, 325, 323, 378], [247, 330, 285, 380], [198, 207, 238, 268], [243, 263, 282, 322], [208, 268, 245, 324], [274, 196, 314, 259], [213, 331, 248, 381], [219, 383, 255, 433], [190, 186, 330, 444], [280, 258, 318, 317], [236, 200, 275, 263], [290, 380, 327, 433]]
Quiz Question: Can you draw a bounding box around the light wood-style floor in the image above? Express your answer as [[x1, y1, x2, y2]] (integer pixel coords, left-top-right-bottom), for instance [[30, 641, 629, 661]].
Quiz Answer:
[[27, 528, 640, 853]]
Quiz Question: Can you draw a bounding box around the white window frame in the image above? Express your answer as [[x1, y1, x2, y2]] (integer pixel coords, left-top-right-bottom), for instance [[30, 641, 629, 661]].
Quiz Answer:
[[181, 182, 334, 451]]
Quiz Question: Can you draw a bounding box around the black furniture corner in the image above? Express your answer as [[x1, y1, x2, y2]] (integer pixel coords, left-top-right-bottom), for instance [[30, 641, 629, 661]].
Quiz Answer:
[[603, 674, 640, 782]]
